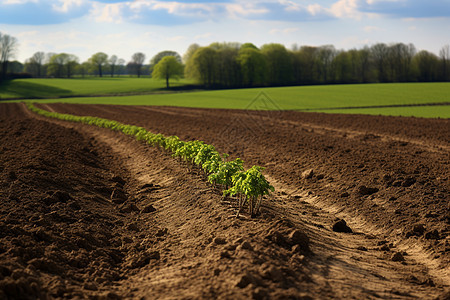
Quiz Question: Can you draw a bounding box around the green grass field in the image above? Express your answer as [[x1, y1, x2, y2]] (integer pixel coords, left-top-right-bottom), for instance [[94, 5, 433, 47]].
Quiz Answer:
[[1, 78, 449, 118], [0, 77, 194, 99]]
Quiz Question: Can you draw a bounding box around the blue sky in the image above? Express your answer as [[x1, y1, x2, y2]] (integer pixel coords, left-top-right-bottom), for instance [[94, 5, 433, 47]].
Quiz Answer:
[[0, 0, 449, 63]]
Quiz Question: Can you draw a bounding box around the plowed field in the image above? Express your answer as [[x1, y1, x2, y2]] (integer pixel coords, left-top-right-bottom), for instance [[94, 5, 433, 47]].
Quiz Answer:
[[0, 102, 449, 299]]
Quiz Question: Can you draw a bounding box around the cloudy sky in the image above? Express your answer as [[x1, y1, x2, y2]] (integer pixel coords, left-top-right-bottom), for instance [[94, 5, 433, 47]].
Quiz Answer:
[[1, 0, 449, 63]]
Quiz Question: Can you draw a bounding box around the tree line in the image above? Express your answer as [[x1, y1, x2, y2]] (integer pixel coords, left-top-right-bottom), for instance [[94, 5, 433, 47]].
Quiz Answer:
[[1, 31, 449, 87], [20, 50, 184, 82], [184, 42, 450, 88], [23, 51, 142, 79]]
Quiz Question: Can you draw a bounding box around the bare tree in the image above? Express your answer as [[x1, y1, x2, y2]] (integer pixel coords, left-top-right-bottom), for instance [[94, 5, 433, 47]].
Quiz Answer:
[[0, 32, 18, 81], [317, 45, 336, 83], [371, 43, 389, 82], [117, 58, 125, 76], [358, 46, 371, 83], [131, 52, 146, 77], [66, 54, 79, 78], [440, 45, 450, 81]]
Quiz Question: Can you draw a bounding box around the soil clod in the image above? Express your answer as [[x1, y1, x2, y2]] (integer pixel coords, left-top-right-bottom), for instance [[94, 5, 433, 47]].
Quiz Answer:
[[392, 252, 405, 262], [332, 219, 353, 233], [141, 204, 156, 213], [357, 185, 379, 196]]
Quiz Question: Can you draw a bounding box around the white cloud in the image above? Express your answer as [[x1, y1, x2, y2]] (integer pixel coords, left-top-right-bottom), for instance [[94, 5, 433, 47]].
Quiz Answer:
[[2, 0, 38, 4], [226, 3, 268, 17], [129, 1, 214, 17], [279, 0, 302, 12], [269, 27, 300, 35], [194, 32, 212, 40], [341, 35, 371, 47], [365, 0, 405, 4], [167, 35, 187, 42], [92, 2, 123, 23], [330, 0, 363, 19], [88, 0, 337, 25], [364, 25, 380, 32], [52, 0, 85, 13], [307, 4, 326, 16], [16, 30, 39, 38]]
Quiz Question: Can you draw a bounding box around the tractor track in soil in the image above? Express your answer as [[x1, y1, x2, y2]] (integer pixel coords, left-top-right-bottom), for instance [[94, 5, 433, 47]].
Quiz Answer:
[[0, 102, 449, 299]]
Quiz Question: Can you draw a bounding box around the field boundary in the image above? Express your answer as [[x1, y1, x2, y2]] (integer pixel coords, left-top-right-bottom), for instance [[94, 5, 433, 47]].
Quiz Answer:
[[300, 101, 450, 111]]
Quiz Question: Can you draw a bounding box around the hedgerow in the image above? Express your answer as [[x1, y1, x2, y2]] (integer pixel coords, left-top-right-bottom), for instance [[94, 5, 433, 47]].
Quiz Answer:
[[26, 102, 274, 217]]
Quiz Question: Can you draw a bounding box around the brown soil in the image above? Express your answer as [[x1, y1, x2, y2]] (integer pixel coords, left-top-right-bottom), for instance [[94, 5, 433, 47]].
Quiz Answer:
[[0, 102, 449, 299]]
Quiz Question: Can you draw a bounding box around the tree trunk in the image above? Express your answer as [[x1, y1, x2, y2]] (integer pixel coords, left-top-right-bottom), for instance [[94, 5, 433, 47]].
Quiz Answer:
[[1, 61, 8, 81], [166, 75, 169, 88]]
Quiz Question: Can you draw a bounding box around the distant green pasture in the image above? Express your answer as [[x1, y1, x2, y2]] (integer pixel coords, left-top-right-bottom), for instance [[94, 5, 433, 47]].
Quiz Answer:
[[2, 81, 449, 118], [0, 77, 193, 99]]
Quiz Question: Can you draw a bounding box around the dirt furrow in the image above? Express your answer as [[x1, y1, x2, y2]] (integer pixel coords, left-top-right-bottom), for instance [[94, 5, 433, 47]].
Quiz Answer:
[[1, 103, 321, 299], [1, 102, 448, 299], [43, 103, 449, 292]]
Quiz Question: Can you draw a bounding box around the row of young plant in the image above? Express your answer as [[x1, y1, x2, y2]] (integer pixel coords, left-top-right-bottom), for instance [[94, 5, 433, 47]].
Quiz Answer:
[[26, 103, 274, 217]]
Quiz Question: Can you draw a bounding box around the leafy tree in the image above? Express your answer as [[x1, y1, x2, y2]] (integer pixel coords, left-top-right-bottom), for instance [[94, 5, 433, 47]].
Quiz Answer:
[[151, 51, 182, 66], [77, 62, 91, 78], [292, 46, 319, 84], [333, 50, 352, 83], [8, 61, 24, 74], [46, 53, 78, 78], [413, 50, 439, 82], [88, 52, 108, 77], [152, 56, 183, 88], [150, 51, 181, 75], [216, 48, 240, 87], [185, 47, 217, 88], [240, 43, 258, 51], [208, 42, 241, 88], [0, 32, 18, 81], [261, 43, 292, 86], [357, 47, 372, 83], [209, 42, 240, 51], [237, 47, 267, 87], [183, 43, 200, 64], [48, 53, 68, 78]]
